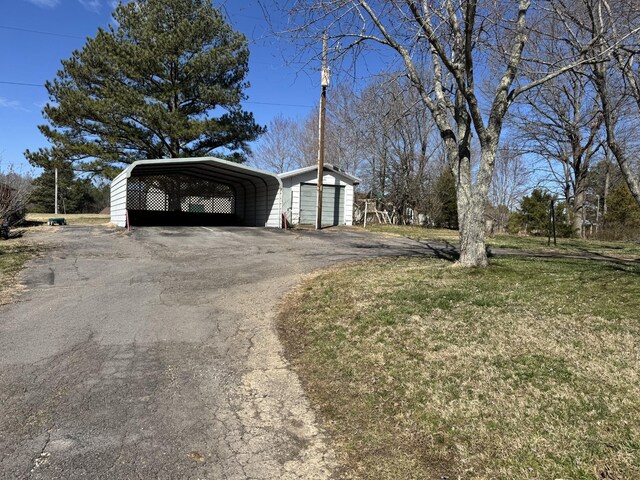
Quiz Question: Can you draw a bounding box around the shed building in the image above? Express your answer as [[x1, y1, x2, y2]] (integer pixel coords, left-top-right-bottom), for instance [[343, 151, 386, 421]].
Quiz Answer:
[[110, 157, 281, 228], [279, 165, 360, 226]]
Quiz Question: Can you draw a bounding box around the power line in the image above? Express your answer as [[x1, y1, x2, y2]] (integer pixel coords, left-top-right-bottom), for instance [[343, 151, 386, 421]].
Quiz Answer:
[[0, 22, 278, 63], [0, 19, 279, 61], [0, 81, 312, 108], [0, 25, 84, 40], [244, 100, 313, 108], [0, 22, 275, 45], [0, 81, 45, 87]]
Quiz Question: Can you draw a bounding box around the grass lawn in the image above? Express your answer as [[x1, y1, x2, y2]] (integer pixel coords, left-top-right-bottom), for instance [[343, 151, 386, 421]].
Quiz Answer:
[[279, 256, 640, 479], [365, 224, 640, 260], [0, 240, 39, 305], [26, 213, 111, 225]]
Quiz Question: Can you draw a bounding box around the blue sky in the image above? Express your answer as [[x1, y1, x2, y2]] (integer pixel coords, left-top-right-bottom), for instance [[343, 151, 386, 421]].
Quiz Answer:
[[0, 0, 321, 174]]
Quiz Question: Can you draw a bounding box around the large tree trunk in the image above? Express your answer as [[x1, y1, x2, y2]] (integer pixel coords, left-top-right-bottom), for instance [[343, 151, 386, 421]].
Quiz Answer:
[[573, 186, 586, 238], [452, 144, 493, 268], [572, 164, 588, 238], [563, 183, 572, 225], [457, 192, 489, 267], [603, 158, 610, 220]]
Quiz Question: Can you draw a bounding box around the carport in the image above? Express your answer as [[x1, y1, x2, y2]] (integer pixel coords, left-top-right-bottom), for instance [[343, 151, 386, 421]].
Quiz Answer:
[[110, 157, 282, 228]]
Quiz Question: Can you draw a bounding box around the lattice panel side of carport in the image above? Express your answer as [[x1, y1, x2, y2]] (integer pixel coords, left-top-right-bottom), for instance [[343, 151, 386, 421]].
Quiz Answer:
[[126, 174, 235, 214]]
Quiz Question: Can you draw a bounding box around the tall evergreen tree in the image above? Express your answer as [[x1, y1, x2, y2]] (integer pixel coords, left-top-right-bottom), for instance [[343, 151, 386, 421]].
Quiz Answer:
[[29, 167, 108, 214], [433, 168, 458, 229], [29, 167, 74, 214], [25, 0, 264, 178], [512, 189, 555, 236]]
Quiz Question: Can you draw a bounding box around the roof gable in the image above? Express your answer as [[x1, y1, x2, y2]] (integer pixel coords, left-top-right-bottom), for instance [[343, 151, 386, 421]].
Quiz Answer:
[[278, 164, 360, 184]]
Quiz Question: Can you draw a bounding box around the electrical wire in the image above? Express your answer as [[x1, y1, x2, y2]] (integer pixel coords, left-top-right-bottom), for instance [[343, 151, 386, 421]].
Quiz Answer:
[[0, 81, 313, 108], [0, 24, 84, 39], [0, 81, 45, 87]]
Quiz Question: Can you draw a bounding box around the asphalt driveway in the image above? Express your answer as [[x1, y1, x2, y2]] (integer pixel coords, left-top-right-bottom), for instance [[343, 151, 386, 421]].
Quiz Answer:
[[0, 225, 426, 479]]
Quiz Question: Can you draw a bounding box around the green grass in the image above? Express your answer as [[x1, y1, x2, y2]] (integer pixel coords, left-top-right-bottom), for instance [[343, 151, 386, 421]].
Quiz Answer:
[[364, 224, 640, 259], [366, 224, 460, 243], [0, 240, 39, 305], [279, 256, 640, 479], [26, 213, 110, 225]]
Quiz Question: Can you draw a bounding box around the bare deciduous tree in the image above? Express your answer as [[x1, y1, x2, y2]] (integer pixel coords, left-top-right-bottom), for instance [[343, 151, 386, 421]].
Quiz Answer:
[[250, 114, 303, 173], [294, 85, 368, 173], [514, 71, 603, 237], [327, 85, 368, 175], [342, 74, 441, 223], [488, 142, 531, 233], [276, 0, 602, 266], [552, 0, 640, 206], [0, 161, 32, 229], [352, 79, 398, 198]]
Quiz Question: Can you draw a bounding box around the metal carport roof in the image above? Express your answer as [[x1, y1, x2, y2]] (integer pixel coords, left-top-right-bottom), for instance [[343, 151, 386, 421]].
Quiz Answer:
[[111, 157, 282, 228]]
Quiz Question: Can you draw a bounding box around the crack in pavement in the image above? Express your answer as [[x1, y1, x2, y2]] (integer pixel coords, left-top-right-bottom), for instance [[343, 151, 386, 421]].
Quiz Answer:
[[0, 225, 428, 479]]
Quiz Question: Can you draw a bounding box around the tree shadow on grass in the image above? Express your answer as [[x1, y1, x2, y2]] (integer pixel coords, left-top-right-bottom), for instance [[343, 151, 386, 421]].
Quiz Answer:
[[573, 246, 640, 263], [416, 241, 460, 262], [487, 245, 640, 275]]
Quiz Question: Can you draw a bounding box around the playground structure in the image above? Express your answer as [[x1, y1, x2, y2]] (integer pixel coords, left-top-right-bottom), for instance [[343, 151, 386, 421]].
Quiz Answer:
[[354, 199, 393, 226]]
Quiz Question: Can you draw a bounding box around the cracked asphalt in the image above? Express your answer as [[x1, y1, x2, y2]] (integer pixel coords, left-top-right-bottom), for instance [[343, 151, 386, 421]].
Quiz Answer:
[[0, 225, 428, 479]]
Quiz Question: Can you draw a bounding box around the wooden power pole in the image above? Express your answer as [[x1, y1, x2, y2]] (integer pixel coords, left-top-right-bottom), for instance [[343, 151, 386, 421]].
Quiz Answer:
[[315, 32, 329, 230], [54, 167, 58, 215]]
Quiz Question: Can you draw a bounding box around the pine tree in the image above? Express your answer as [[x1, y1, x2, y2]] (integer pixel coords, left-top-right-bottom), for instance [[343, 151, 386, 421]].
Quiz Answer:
[[25, 0, 264, 178], [605, 183, 640, 239], [512, 189, 554, 236], [434, 168, 458, 229], [29, 167, 74, 214]]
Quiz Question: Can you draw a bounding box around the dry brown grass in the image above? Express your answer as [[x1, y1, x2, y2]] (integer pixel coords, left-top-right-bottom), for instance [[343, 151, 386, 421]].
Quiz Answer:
[[0, 239, 39, 305], [26, 213, 110, 225], [279, 256, 640, 479], [365, 224, 640, 260]]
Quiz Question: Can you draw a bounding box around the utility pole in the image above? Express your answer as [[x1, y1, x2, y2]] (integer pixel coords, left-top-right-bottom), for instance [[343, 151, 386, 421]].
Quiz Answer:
[[315, 32, 329, 230], [595, 194, 600, 234], [548, 198, 557, 246], [54, 167, 58, 215]]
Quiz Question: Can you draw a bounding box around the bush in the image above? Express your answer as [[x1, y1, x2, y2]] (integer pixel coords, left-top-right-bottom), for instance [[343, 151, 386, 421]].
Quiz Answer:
[[0, 165, 31, 226], [603, 183, 640, 241]]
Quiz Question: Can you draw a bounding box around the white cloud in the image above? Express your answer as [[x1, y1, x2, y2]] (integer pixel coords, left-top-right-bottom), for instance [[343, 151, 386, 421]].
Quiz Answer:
[[0, 98, 21, 109], [78, 0, 102, 12], [0, 98, 30, 112], [26, 0, 60, 8]]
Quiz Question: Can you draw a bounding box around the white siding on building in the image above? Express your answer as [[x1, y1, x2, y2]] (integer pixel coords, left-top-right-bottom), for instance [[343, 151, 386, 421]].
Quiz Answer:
[[110, 160, 354, 229], [278, 166, 359, 226], [344, 184, 354, 225], [266, 188, 282, 228], [110, 170, 128, 227], [291, 183, 301, 224], [109, 157, 283, 228]]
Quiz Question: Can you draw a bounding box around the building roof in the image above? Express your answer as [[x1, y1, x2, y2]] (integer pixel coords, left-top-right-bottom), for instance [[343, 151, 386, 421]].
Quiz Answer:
[[112, 157, 282, 191], [278, 164, 361, 185]]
